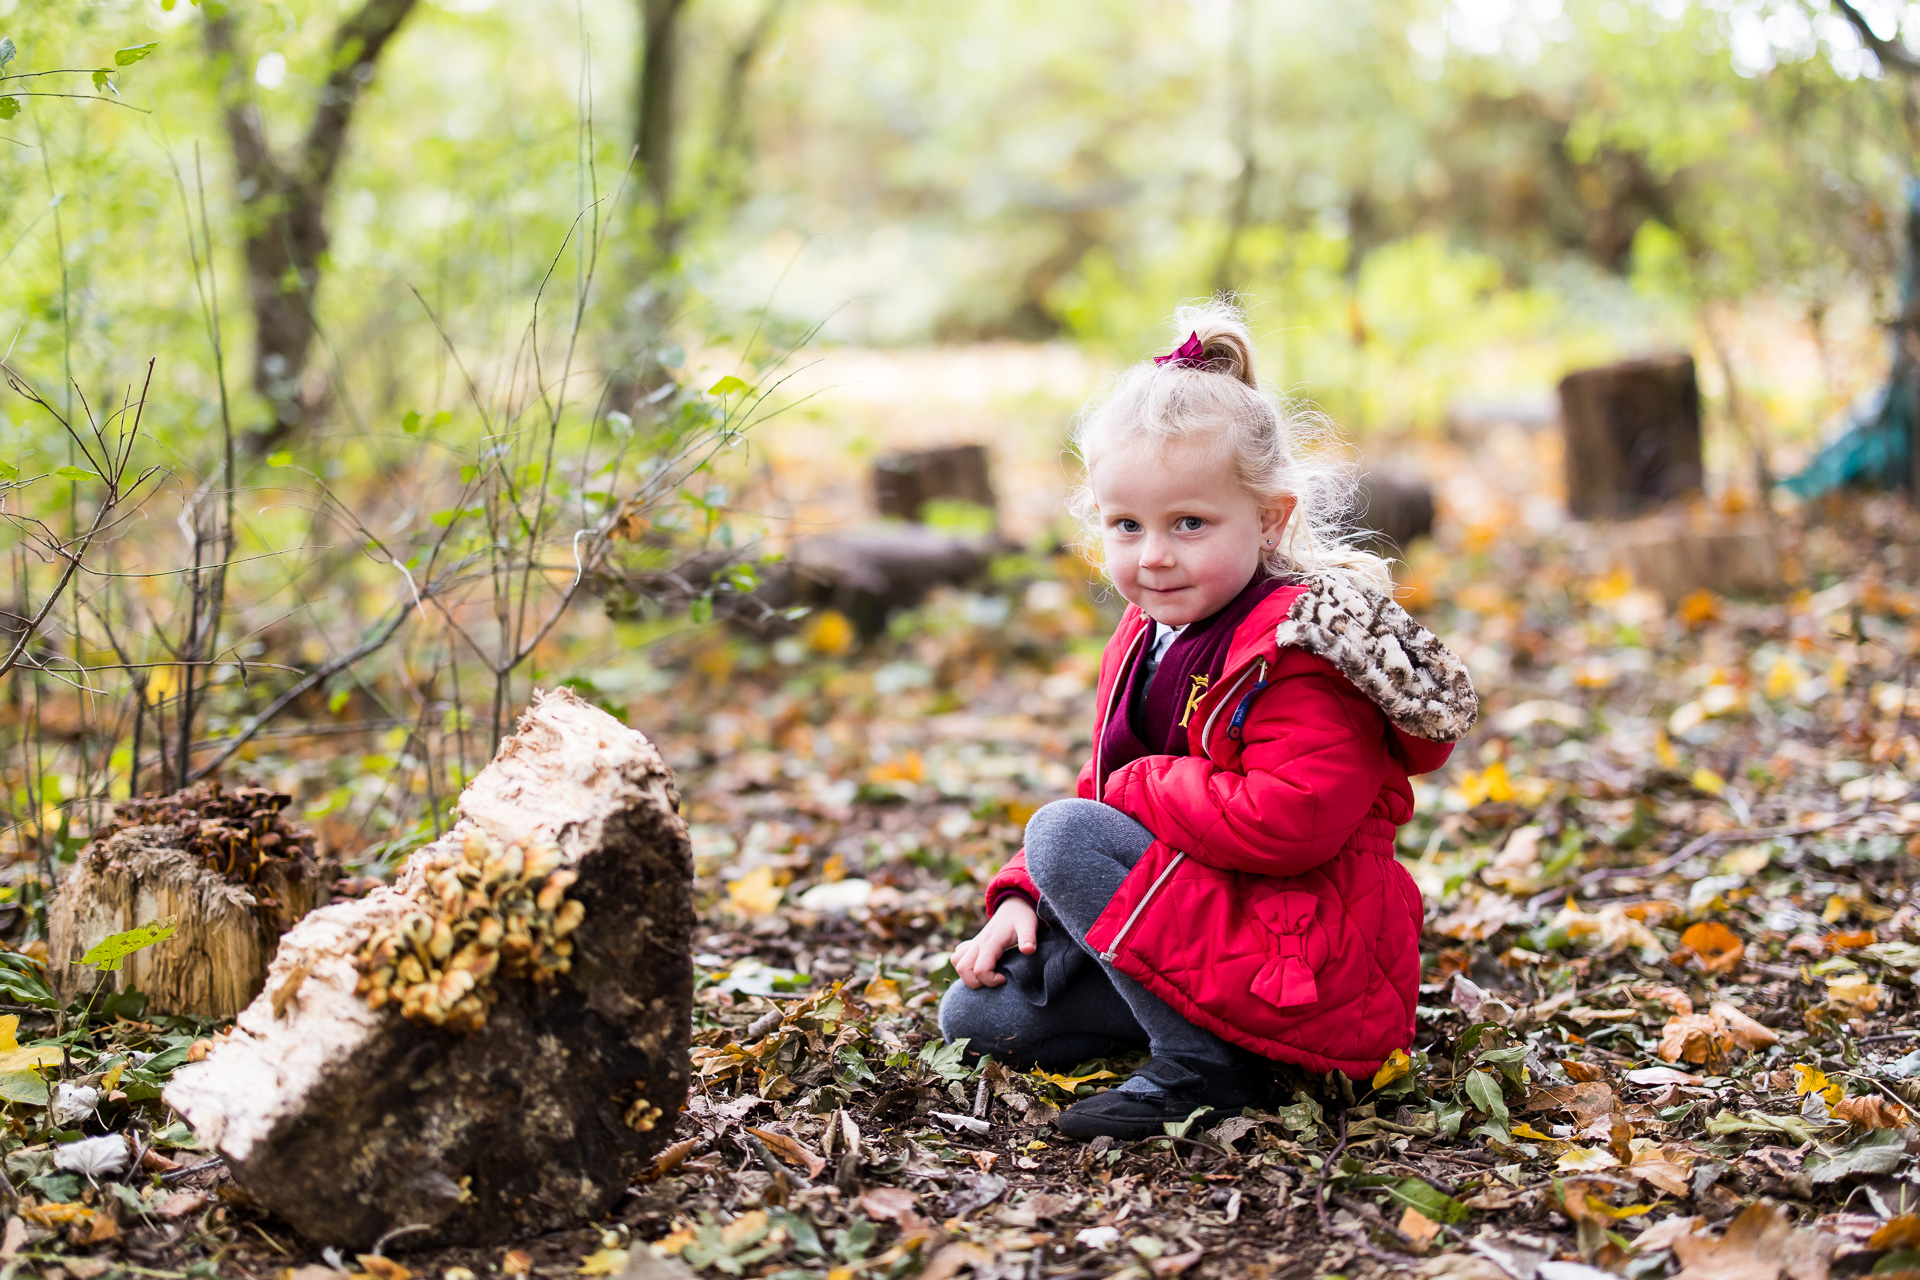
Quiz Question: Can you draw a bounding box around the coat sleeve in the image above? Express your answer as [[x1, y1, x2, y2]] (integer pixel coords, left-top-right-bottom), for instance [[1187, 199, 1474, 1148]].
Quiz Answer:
[[1099, 654, 1392, 878]]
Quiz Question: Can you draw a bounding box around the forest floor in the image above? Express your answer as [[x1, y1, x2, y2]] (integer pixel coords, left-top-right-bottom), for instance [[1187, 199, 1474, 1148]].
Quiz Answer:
[[8, 474, 1920, 1280]]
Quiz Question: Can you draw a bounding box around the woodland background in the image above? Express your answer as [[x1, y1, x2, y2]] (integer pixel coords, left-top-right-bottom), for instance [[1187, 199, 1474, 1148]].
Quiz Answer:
[[7, 3, 1920, 1279]]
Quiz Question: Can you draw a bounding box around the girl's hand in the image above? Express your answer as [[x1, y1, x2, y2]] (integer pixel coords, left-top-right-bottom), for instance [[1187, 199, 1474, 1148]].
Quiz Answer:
[[953, 897, 1039, 989]]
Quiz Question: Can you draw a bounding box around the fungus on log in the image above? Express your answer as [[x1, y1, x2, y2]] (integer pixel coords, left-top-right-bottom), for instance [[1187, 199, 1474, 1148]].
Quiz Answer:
[[48, 783, 326, 1018], [163, 689, 694, 1249]]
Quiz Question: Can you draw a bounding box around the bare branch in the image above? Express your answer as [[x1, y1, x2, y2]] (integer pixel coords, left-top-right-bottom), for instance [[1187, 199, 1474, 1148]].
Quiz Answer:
[[1832, 0, 1920, 76]]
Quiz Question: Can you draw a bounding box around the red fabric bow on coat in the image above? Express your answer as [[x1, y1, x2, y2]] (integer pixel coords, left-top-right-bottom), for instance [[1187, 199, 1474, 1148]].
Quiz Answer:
[[1153, 331, 1206, 368]]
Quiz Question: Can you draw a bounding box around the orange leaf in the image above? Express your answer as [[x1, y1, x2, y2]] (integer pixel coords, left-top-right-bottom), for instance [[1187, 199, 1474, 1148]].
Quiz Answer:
[[1678, 921, 1745, 975], [1824, 929, 1875, 951], [1871, 1215, 1920, 1250], [1562, 1061, 1607, 1083], [1833, 1094, 1910, 1129]]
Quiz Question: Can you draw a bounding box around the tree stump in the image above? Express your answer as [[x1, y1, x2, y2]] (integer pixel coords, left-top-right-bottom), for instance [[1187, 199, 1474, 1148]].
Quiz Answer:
[[1354, 471, 1436, 553], [1559, 354, 1704, 519], [873, 444, 996, 523], [47, 784, 326, 1018], [1610, 512, 1782, 603], [163, 689, 694, 1249]]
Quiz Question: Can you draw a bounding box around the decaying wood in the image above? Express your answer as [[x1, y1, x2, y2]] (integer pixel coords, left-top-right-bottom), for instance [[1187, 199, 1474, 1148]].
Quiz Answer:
[[1610, 511, 1782, 603], [873, 445, 996, 523], [1559, 354, 1704, 519], [1354, 471, 1436, 554], [164, 688, 694, 1249], [48, 788, 326, 1018]]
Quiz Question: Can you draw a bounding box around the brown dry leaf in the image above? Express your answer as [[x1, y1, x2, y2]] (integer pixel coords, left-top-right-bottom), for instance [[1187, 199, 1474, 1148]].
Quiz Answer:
[[1563, 1060, 1608, 1083], [745, 1126, 827, 1179], [1871, 1215, 1920, 1250], [1659, 1013, 1735, 1066], [1525, 1082, 1617, 1128], [1399, 1206, 1442, 1252], [1712, 1002, 1778, 1050], [357, 1258, 411, 1280], [1462, 1183, 1527, 1211], [1634, 983, 1696, 1015], [1832, 1094, 1910, 1129], [920, 1244, 992, 1280], [1627, 1066, 1706, 1087], [1823, 929, 1875, 951], [156, 1190, 208, 1220], [859, 1186, 922, 1224], [645, 1138, 697, 1182], [1677, 921, 1745, 975], [1635, 1215, 1704, 1253], [1670, 1199, 1835, 1280], [1149, 1249, 1206, 1277], [1825, 974, 1885, 1013], [1608, 1114, 1636, 1164]]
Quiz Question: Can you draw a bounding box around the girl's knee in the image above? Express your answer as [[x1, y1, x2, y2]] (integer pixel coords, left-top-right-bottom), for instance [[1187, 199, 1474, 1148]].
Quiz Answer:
[[937, 978, 999, 1044], [1022, 798, 1107, 886]]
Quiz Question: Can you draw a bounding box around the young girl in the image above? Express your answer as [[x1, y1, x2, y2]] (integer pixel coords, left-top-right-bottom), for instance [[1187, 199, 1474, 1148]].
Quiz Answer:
[[939, 301, 1478, 1140]]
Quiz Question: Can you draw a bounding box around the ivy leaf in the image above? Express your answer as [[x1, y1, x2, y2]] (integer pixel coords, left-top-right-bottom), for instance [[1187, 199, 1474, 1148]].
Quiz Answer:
[[113, 42, 159, 67], [80, 918, 177, 972]]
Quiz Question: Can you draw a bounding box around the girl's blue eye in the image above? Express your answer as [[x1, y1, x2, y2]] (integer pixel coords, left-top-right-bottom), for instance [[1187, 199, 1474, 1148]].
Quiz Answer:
[[1176, 516, 1205, 532], [1117, 519, 1141, 534]]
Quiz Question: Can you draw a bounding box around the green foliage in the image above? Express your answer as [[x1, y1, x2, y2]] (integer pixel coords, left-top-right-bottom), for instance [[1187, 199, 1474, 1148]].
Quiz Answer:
[[79, 919, 177, 973]]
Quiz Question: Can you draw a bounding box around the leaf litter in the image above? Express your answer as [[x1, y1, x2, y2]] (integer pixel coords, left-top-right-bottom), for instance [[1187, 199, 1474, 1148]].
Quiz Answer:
[[10, 489, 1920, 1278]]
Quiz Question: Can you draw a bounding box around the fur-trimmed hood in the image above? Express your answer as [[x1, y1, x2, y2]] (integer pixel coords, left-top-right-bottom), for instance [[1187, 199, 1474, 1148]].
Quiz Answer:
[[1274, 574, 1478, 744]]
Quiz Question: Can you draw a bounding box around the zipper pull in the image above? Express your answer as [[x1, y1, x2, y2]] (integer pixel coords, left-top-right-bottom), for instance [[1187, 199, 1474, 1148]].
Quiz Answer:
[[1226, 659, 1268, 741]]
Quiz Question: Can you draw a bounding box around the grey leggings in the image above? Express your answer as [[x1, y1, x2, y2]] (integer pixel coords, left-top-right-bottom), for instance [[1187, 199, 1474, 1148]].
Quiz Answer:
[[938, 798, 1239, 1072]]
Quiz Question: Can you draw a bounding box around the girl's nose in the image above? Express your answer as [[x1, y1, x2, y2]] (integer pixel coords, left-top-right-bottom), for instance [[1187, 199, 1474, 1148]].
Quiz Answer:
[[1140, 534, 1177, 567]]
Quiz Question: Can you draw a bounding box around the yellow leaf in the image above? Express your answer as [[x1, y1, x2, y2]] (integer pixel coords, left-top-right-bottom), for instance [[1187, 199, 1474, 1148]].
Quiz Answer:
[[101, 1060, 124, 1091], [803, 610, 854, 657], [0, 1014, 17, 1053], [1555, 1146, 1621, 1172], [725, 865, 785, 917], [861, 974, 902, 1012], [1031, 1067, 1119, 1096], [1654, 731, 1680, 769], [1791, 1063, 1844, 1106], [1371, 1048, 1413, 1090], [1690, 768, 1726, 796], [0, 1045, 62, 1074], [1827, 973, 1886, 1012], [578, 1249, 629, 1276], [1509, 1123, 1556, 1141], [653, 1227, 697, 1257]]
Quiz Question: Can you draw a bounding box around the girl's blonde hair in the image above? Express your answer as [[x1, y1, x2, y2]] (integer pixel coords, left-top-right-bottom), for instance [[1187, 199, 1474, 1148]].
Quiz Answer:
[[1068, 298, 1394, 593]]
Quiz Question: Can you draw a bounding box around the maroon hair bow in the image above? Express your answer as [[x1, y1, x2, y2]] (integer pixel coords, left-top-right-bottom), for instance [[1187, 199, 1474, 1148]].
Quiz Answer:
[[1153, 331, 1206, 368]]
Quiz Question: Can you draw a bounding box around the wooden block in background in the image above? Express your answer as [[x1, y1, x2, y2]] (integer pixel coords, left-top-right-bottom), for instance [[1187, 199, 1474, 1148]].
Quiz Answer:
[[1559, 354, 1703, 519], [874, 444, 996, 523], [1610, 513, 1781, 603]]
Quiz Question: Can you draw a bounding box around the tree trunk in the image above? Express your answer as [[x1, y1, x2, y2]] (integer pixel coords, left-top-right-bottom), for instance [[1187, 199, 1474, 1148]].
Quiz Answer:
[[873, 445, 996, 524], [47, 783, 327, 1018], [637, 0, 690, 214], [202, 0, 423, 453], [164, 689, 694, 1249], [1557, 354, 1703, 520]]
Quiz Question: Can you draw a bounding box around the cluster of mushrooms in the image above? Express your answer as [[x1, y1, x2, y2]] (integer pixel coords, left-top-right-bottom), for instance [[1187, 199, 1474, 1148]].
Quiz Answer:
[[351, 828, 584, 1033], [109, 781, 314, 884]]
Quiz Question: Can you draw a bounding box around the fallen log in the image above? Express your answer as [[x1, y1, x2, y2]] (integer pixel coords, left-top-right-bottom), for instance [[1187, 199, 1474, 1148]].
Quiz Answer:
[[48, 783, 327, 1018], [163, 688, 694, 1249]]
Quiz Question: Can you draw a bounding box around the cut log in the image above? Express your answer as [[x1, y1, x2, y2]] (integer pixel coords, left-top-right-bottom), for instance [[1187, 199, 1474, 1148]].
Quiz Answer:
[[1559, 354, 1704, 519], [163, 688, 693, 1249], [1609, 512, 1781, 603], [873, 445, 996, 523], [1354, 471, 1436, 554], [48, 783, 327, 1018]]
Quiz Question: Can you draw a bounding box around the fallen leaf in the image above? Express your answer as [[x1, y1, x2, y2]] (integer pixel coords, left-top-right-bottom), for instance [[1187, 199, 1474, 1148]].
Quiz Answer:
[[577, 1249, 629, 1276], [1399, 1206, 1442, 1251], [1874, 1215, 1920, 1250], [1634, 1215, 1703, 1253], [1826, 974, 1885, 1012], [1670, 1199, 1836, 1280], [1627, 1066, 1705, 1087], [1563, 1061, 1608, 1083], [745, 1126, 827, 1179], [860, 1186, 922, 1224], [357, 1258, 411, 1280], [1834, 1093, 1912, 1128], [725, 865, 786, 917], [1791, 1064, 1844, 1106], [1372, 1047, 1414, 1090], [1677, 921, 1745, 975]]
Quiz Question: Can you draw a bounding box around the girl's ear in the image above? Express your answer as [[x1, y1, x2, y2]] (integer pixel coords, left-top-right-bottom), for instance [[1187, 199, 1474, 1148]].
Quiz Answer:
[[1261, 496, 1297, 546]]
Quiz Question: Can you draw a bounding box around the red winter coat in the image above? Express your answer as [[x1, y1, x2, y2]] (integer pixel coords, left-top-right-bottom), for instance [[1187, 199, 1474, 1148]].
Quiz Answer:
[[985, 575, 1478, 1078]]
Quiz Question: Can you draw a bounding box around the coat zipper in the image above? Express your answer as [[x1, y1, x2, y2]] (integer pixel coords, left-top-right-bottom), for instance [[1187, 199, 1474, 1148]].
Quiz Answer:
[[1098, 851, 1187, 961], [1198, 657, 1266, 756], [1091, 623, 1151, 789]]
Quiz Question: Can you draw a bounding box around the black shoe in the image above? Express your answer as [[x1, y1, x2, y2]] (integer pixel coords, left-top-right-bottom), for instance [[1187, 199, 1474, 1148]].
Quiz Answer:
[[1055, 1057, 1255, 1141]]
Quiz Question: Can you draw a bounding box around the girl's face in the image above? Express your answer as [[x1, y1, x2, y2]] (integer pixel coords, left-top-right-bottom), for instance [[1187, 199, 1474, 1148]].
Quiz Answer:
[[1090, 431, 1293, 627]]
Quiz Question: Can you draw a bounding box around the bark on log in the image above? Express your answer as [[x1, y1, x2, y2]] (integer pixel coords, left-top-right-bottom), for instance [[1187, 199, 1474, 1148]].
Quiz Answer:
[[163, 689, 693, 1249], [873, 445, 996, 523], [1354, 471, 1436, 554], [1559, 354, 1704, 519], [48, 784, 326, 1018], [1610, 513, 1782, 603]]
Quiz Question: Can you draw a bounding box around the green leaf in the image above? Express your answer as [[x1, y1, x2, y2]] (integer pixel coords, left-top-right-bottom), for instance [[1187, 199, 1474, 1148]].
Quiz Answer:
[[113, 42, 158, 67], [79, 919, 176, 972], [0, 1070, 46, 1105], [1805, 1126, 1908, 1184], [0, 460, 18, 482], [918, 1037, 971, 1083], [266, 450, 293, 467], [1463, 1068, 1509, 1125], [0, 97, 17, 122], [1382, 1177, 1469, 1225], [91, 69, 108, 89], [0, 37, 15, 71], [402, 409, 422, 434], [54, 465, 98, 481], [707, 375, 749, 397], [328, 688, 352, 715], [688, 593, 714, 626]]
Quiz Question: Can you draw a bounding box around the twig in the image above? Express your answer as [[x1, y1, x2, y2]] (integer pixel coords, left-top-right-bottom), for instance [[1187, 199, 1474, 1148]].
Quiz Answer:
[[1314, 1108, 1422, 1267], [370, 1222, 433, 1256], [742, 1132, 811, 1189], [159, 1157, 222, 1184]]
